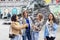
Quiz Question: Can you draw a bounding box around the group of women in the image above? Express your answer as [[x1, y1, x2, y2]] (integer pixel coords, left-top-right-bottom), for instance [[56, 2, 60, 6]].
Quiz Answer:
[[9, 10, 58, 40]]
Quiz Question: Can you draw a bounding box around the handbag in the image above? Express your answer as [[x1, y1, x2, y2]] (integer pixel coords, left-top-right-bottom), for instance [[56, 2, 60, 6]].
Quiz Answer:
[[9, 34, 16, 38]]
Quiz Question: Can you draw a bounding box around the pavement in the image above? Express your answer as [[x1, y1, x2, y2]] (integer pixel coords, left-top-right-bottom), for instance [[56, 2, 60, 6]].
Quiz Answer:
[[0, 19, 60, 40]]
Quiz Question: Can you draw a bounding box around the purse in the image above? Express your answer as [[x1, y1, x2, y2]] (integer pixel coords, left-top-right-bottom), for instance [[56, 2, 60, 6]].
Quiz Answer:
[[9, 34, 16, 38]]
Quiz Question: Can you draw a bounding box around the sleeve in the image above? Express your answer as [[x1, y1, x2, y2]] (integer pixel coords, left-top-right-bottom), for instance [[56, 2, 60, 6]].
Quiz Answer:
[[29, 17, 34, 31], [39, 19, 44, 29], [44, 21, 50, 38], [11, 22, 20, 30], [29, 17, 33, 27], [44, 25, 47, 38], [19, 18, 23, 24], [53, 23, 58, 31]]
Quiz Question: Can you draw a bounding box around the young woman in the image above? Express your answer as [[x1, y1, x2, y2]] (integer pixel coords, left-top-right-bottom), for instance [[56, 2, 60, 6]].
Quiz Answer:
[[9, 15, 28, 40], [20, 10, 32, 40], [44, 13, 58, 40], [32, 13, 44, 40]]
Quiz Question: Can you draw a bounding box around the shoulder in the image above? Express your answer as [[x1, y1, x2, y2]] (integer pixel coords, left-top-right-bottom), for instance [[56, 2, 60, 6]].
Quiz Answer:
[[28, 17, 32, 20], [11, 22, 15, 26], [45, 20, 49, 25], [11, 21, 15, 25], [11, 22, 19, 25]]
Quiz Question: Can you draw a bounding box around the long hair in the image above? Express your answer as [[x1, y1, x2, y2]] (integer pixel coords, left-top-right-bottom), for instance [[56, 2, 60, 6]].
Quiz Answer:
[[22, 10, 28, 18], [48, 13, 56, 23]]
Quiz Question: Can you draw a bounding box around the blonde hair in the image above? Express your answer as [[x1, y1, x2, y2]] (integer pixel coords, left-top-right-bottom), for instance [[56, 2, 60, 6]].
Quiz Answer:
[[37, 13, 43, 20]]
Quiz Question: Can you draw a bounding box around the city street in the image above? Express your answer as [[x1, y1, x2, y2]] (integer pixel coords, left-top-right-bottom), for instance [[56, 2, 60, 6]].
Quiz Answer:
[[0, 19, 60, 40], [0, 0, 60, 40]]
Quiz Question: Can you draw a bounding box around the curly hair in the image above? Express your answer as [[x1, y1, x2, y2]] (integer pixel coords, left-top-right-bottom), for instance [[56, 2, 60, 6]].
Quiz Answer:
[[11, 14, 17, 22]]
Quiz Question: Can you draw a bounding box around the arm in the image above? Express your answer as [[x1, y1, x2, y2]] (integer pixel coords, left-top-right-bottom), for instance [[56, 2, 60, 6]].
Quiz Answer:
[[44, 26, 46, 38], [36, 22, 44, 31], [32, 25, 41, 31], [20, 24, 28, 29], [11, 23, 21, 31], [53, 23, 58, 30], [37, 19, 44, 31], [11, 22, 28, 31]]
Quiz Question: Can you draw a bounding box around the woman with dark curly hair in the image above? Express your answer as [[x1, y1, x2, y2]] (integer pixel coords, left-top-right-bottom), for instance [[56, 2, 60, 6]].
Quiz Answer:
[[9, 15, 28, 40]]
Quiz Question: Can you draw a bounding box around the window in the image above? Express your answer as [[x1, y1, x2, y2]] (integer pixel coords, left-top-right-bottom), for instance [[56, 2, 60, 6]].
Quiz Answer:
[[8, 0, 13, 1], [1, 0, 5, 1], [16, 0, 20, 1]]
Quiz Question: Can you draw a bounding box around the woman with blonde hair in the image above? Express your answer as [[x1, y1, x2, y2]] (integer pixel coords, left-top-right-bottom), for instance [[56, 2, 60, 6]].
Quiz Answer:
[[32, 13, 44, 40]]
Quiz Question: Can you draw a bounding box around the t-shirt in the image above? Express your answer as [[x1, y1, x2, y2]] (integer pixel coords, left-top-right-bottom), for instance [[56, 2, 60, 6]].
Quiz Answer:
[[25, 18, 30, 32]]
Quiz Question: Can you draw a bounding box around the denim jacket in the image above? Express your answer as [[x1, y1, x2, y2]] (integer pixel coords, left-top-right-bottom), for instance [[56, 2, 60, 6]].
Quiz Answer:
[[44, 21, 58, 38]]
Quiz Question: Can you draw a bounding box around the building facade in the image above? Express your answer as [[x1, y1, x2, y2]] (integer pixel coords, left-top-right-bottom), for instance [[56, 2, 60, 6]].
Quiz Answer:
[[0, 0, 34, 18]]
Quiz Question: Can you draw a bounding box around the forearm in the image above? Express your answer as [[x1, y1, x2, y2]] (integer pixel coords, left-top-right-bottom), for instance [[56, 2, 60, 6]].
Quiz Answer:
[[12, 26, 20, 31], [20, 24, 28, 29]]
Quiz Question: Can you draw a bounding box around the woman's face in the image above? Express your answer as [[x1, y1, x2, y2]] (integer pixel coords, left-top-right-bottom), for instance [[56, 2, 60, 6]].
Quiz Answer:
[[49, 14, 53, 20], [37, 14, 41, 20], [24, 11, 28, 18], [37, 15, 40, 20], [16, 16, 19, 21]]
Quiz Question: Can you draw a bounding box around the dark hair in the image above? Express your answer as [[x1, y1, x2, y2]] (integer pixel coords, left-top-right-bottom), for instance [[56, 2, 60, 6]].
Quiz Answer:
[[11, 14, 17, 22], [48, 13, 56, 23]]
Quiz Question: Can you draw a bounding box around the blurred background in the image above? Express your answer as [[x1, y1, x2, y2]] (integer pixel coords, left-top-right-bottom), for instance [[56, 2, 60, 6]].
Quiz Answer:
[[0, 0, 60, 40]]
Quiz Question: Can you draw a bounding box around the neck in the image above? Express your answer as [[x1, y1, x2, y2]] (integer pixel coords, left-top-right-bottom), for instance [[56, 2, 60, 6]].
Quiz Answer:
[[50, 19, 53, 21], [25, 16, 28, 18], [37, 19, 41, 22], [49, 20, 53, 24]]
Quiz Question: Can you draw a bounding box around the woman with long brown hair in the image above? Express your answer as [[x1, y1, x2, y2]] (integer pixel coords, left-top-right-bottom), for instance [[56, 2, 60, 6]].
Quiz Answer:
[[44, 13, 58, 40], [20, 10, 32, 40]]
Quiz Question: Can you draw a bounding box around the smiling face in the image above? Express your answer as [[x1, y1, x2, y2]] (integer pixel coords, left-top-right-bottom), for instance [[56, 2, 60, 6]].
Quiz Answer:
[[48, 14, 53, 20], [48, 13, 56, 24], [23, 11, 28, 18], [37, 13, 43, 21]]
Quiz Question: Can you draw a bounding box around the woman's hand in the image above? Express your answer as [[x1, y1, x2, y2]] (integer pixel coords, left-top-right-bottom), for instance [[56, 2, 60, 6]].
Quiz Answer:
[[50, 20, 53, 25], [21, 24, 28, 29]]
